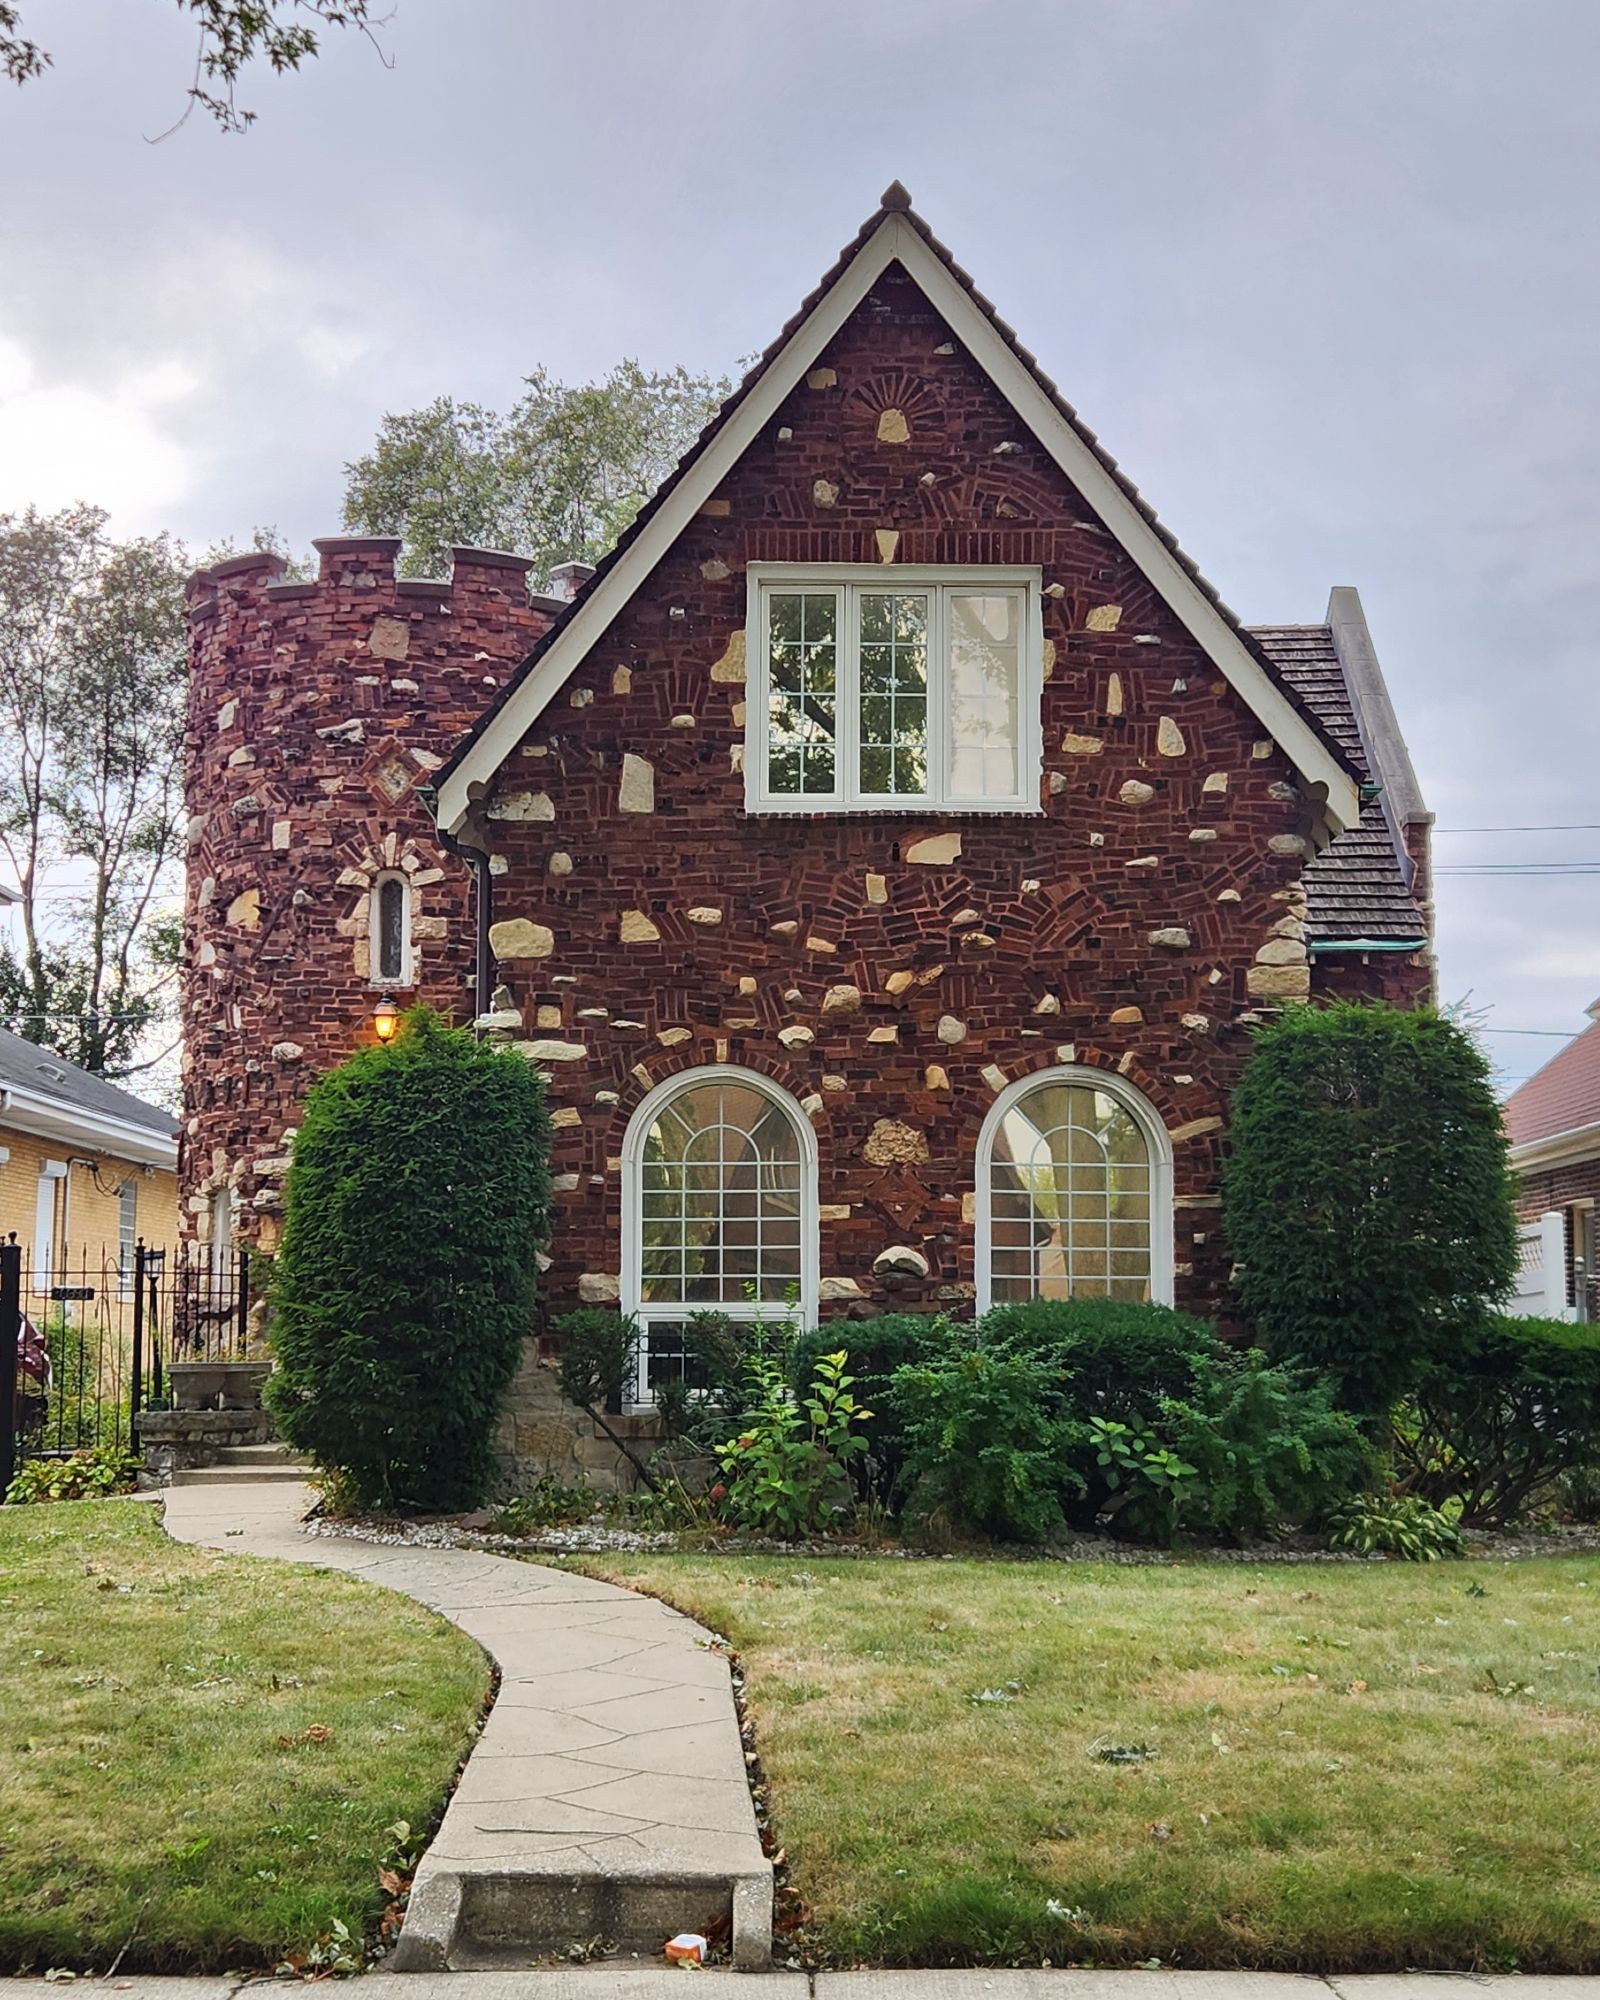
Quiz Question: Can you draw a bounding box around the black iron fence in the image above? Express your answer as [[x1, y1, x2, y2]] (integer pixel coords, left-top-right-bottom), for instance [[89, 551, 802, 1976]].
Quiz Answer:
[[1, 1235, 249, 1493]]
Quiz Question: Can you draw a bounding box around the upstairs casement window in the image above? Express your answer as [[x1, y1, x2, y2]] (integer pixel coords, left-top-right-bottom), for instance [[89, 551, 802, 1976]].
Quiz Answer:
[[745, 566, 1044, 813]]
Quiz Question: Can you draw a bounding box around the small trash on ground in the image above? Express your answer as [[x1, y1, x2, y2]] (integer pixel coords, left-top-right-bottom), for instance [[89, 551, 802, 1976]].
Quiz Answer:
[[664, 1931, 708, 1965]]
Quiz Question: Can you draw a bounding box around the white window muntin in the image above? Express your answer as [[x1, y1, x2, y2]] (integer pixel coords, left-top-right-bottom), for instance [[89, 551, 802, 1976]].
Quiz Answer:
[[621, 1065, 819, 1406], [745, 564, 1044, 813], [974, 1066, 1175, 1313]]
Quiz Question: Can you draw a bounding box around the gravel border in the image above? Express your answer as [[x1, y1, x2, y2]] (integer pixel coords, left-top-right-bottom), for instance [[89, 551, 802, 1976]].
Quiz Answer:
[[304, 1512, 1600, 1566]]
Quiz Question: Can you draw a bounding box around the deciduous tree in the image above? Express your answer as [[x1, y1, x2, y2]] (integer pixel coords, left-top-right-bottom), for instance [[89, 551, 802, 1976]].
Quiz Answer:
[[342, 360, 732, 581]]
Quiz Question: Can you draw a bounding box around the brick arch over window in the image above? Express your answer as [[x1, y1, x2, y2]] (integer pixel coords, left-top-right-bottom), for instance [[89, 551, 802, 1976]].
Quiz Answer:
[[621, 1065, 819, 1405], [975, 1066, 1174, 1312]]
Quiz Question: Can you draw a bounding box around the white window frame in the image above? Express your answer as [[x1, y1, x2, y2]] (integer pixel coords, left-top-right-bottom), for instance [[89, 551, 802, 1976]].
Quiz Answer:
[[369, 871, 413, 988], [33, 1161, 66, 1289], [621, 1064, 819, 1407], [744, 563, 1045, 814], [974, 1066, 1175, 1312], [117, 1178, 138, 1298]]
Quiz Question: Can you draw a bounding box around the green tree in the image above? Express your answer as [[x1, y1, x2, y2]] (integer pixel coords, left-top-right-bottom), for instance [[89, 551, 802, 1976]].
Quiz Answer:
[[266, 1008, 551, 1513], [342, 360, 732, 581], [2, 0, 385, 134], [1223, 1000, 1520, 1416], [0, 505, 189, 1078]]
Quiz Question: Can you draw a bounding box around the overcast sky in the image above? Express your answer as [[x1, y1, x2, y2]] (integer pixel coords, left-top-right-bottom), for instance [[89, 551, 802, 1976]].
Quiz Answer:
[[2, 0, 1596, 1089]]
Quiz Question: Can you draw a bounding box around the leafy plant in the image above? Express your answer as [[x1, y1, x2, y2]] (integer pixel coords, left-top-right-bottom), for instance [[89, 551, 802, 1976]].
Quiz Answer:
[[891, 1343, 1087, 1543], [265, 1007, 550, 1514], [715, 1341, 871, 1539], [1223, 1001, 1519, 1415], [1088, 1418, 1197, 1545], [789, 1313, 943, 1504], [551, 1307, 659, 1491], [487, 1477, 596, 1536], [1324, 1493, 1465, 1561], [1160, 1349, 1373, 1540], [4, 1444, 139, 1504], [1397, 1312, 1600, 1526]]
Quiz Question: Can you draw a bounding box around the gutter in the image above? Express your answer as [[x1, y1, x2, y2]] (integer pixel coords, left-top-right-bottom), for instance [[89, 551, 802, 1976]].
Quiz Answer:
[[1309, 937, 1429, 954], [419, 784, 494, 1017], [0, 1081, 178, 1170], [1509, 1119, 1600, 1175]]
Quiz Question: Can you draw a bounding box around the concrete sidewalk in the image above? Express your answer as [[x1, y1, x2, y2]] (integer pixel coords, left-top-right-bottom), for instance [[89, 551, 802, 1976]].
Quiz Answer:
[[159, 1480, 771, 1970], [4, 1973, 1596, 1995]]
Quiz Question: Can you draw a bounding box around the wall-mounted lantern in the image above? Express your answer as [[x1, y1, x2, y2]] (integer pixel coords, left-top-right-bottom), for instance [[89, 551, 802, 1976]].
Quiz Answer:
[[372, 994, 401, 1043]]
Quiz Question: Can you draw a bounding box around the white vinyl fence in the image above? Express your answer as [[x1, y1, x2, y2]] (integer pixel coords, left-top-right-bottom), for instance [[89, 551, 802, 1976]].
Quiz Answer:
[[1510, 1210, 1574, 1320]]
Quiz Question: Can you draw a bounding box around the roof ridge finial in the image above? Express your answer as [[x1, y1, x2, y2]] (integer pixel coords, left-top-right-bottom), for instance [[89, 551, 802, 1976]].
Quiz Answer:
[[879, 179, 913, 212]]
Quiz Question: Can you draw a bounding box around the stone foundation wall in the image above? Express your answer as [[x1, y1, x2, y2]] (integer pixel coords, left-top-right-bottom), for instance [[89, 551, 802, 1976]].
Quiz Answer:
[[499, 1350, 669, 1496]]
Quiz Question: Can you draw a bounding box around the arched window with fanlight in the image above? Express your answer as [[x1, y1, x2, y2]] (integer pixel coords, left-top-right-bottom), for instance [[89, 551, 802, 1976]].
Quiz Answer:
[[622, 1067, 818, 1405], [369, 872, 412, 987], [975, 1067, 1173, 1311]]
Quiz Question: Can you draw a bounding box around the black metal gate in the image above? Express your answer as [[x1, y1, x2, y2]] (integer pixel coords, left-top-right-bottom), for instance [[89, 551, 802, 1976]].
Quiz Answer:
[[1, 1234, 249, 1495]]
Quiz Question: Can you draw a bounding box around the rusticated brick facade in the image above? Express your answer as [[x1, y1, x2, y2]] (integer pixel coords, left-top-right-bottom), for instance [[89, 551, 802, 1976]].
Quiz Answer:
[[181, 542, 554, 1252], [455, 268, 1414, 1329], [182, 265, 1429, 1450]]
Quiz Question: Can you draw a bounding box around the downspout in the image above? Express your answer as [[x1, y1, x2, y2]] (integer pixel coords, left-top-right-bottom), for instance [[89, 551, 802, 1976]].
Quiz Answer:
[[420, 785, 493, 1019]]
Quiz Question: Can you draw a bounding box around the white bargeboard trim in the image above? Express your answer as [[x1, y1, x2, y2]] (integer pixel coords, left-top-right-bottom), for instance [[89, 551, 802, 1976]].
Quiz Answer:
[[436, 211, 1359, 836]]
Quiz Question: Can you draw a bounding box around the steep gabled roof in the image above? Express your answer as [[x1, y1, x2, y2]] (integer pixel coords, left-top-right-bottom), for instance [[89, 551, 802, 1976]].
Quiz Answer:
[[434, 184, 1364, 837], [1505, 1011, 1600, 1156]]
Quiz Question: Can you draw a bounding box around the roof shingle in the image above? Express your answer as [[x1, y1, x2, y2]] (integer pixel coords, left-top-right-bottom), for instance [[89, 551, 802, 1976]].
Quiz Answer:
[[1250, 625, 1429, 948]]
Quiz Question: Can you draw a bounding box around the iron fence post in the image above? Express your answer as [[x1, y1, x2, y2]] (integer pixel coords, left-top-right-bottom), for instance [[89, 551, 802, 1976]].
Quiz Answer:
[[130, 1239, 146, 1431], [0, 1234, 21, 1496], [237, 1245, 251, 1358]]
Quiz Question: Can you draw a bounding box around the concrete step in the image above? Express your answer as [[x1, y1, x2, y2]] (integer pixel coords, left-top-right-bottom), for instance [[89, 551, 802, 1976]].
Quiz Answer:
[[213, 1442, 301, 1467], [171, 1461, 312, 1487]]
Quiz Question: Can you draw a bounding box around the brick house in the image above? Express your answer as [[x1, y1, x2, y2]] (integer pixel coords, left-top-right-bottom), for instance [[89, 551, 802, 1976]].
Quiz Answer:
[[1504, 1003, 1600, 1323], [182, 186, 1430, 1445]]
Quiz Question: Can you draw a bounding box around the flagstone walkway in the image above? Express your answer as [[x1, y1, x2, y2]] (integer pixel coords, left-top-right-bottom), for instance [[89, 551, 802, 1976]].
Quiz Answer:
[[160, 1479, 771, 1970]]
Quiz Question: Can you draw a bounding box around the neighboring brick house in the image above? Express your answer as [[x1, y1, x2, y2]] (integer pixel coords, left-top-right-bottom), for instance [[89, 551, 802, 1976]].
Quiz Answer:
[[0, 1025, 179, 1301], [182, 185, 1430, 1432], [1504, 1003, 1600, 1324]]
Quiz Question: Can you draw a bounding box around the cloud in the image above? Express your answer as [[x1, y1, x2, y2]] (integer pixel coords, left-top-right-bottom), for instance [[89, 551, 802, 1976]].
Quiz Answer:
[[0, 331, 202, 525]]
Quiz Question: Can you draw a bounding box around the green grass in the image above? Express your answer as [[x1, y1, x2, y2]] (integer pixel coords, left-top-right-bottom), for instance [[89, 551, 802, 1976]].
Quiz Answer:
[[570, 1550, 1600, 1971], [0, 1499, 488, 1974]]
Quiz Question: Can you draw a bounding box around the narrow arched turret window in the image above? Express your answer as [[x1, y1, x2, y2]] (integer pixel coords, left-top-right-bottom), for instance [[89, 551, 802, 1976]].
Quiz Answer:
[[371, 872, 411, 986]]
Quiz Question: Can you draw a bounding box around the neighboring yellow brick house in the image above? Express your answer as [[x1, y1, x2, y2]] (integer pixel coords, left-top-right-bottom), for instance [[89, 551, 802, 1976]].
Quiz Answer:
[[0, 1025, 179, 1304]]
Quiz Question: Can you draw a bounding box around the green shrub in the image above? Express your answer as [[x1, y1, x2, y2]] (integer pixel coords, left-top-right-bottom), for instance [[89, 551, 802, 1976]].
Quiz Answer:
[[890, 1343, 1087, 1543], [487, 1476, 596, 1535], [716, 1340, 871, 1538], [789, 1313, 943, 1502], [888, 1306, 1367, 1546], [5, 1445, 140, 1504], [1223, 1001, 1519, 1415], [980, 1295, 1224, 1419], [1161, 1349, 1373, 1540], [1399, 1312, 1600, 1526], [265, 1007, 550, 1513], [1325, 1493, 1464, 1560]]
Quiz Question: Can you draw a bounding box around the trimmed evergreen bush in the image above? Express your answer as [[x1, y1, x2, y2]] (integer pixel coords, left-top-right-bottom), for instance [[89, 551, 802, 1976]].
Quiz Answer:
[[1223, 1001, 1518, 1415], [1400, 1312, 1600, 1525], [266, 1007, 551, 1512]]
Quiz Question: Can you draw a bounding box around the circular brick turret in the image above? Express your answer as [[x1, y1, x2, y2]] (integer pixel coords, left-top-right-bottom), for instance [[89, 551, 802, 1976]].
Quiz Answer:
[[180, 539, 557, 1254]]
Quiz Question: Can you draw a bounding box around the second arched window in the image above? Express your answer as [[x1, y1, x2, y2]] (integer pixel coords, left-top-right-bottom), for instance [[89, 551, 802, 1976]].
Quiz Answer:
[[977, 1069, 1171, 1309]]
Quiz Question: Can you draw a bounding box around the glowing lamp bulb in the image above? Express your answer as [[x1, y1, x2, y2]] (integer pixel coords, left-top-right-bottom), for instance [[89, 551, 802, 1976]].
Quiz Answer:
[[373, 994, 401, 1043]]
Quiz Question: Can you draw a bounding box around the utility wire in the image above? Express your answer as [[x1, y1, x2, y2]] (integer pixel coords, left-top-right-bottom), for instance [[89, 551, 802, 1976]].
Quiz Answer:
[[1434, 822, 1600, 834]]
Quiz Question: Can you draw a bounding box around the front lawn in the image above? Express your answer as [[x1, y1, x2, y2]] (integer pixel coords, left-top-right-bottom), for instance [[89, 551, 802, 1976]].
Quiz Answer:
[[0, 1500, 488, 1973], [572, 1550, 1600, 1972]]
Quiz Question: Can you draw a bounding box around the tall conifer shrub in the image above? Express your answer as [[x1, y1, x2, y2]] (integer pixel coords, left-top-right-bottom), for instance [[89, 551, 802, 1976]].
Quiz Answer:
[[266, 1008, 551, 1510], [1223, 1000, 1518, 1415]]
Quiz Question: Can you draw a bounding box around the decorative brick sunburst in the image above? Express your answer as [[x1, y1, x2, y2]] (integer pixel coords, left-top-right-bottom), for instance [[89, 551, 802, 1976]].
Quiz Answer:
[[847, 372, 943, 447]]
